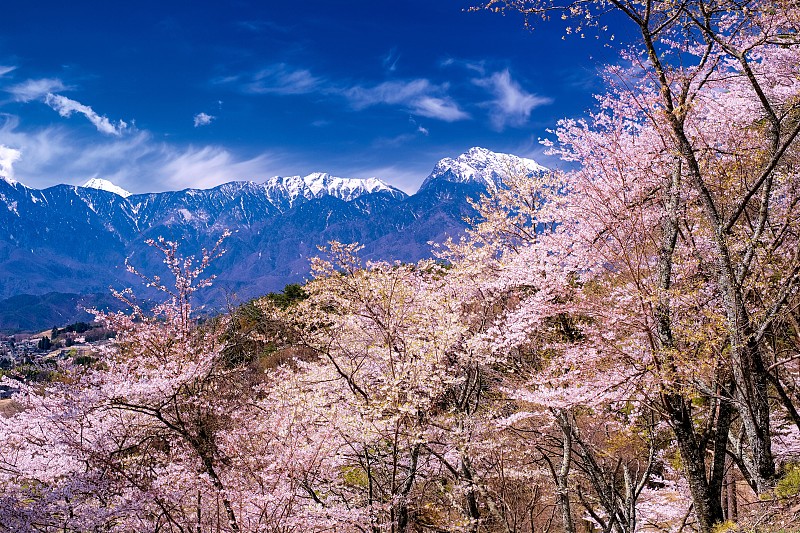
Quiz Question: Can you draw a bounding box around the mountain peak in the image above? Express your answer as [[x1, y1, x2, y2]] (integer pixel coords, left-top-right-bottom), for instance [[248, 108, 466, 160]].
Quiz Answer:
[[464, 146, 494, 158], [419, 147, 547, 192], [81, 178, 132, 198]]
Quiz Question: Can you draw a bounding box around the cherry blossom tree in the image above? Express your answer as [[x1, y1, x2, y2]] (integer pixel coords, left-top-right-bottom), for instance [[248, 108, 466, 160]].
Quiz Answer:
[[466, 1, 800, 529], [0, 234, 346, 532], [279, 243, 489, 532]]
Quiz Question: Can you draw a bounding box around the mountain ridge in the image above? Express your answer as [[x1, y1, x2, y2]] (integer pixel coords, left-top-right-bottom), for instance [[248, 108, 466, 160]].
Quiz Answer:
[[0, 147, 547, 331]]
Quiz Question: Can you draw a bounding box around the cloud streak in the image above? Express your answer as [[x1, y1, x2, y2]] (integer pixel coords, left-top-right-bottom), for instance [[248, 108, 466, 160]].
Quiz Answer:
[[158, 146, 276, 190], [473, 69, 552, 130], [382, 48, 400, 72], [6, 78, 68, 102], [343, 79, 469, 122], [411, 96, 468, 122], [341, 66, 550, 128], [0, 110, 440, 195], [0, 115, 294, 193], [219, 64, 469, 122], [3, 78, 129, 136], [44, 94, 128, 136], [242, 64, 323, 95], [440, 57, 486, 75]]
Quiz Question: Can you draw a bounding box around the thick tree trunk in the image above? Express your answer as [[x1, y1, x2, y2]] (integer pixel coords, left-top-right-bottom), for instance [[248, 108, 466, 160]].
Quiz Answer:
[[663, 394, 726, 533], [712, 230, 776, 492], [734, 325, 775, 491], [394, 444, 420, 533], [654, 160, 726, 532], [639, 14, 777, 496], [556, 411, 576, 533], [460, 455, 481, 532]]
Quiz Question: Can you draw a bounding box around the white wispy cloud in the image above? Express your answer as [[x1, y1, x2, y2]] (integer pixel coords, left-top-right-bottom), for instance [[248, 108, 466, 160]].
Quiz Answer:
[[408, 116, 429, 136], [473, 69, 552, 130], [243, 64, 322, 95], [44, 93, 128, 136], [0, 66, 17, 78], [158, 146, 276, 189], [4, 78, 129, 137], [194, 112, 215, 127], [344, 79, 430, 108], [0, 115, 295, 193], [411, 96, 468, 122], [440, 57, 486, 75], [0, 114, 72, 172], [343, 79, 469, 122], [0, 144, 21, 181], [0, 111, 439, 194], [382, 48, 400, 72], [218, 64, 469, 122], [6, 78, 68, 102]]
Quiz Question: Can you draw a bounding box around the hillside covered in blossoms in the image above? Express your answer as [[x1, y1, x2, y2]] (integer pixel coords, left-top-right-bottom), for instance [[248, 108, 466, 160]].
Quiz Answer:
[[2, 1, 800, 532]]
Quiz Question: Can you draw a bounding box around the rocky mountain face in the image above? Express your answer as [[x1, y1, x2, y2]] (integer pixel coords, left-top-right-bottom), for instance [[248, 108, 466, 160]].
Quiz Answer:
[[0, 148, 546, 331]]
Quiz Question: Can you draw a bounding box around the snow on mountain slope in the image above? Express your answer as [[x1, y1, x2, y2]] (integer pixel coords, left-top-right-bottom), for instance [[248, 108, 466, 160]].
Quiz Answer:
[[419, 146, 548, 191], [264, 172, 406, 209], [1, 146, 545, 329], [81, 178, 132, 198]]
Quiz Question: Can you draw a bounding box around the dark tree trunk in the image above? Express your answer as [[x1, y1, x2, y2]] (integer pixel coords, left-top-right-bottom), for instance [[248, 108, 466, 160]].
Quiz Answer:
[[653, 159, 726, 532], [556, 411, 576, 533]]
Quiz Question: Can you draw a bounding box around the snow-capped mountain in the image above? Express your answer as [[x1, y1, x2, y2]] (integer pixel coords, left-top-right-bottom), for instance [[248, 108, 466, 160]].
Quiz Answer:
[[263, 173, 405, 210], [419, 146, 548, 191], [0, 148, 547, 331], [81, 178, 132, 198]]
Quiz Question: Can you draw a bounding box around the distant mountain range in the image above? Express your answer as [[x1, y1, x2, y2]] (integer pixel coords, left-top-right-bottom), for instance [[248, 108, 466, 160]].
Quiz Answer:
[[0, 147, 546, 331]]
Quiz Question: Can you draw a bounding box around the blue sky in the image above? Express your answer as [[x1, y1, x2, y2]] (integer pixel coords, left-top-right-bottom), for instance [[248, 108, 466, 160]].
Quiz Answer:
[[0, 0, 626, 193]]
